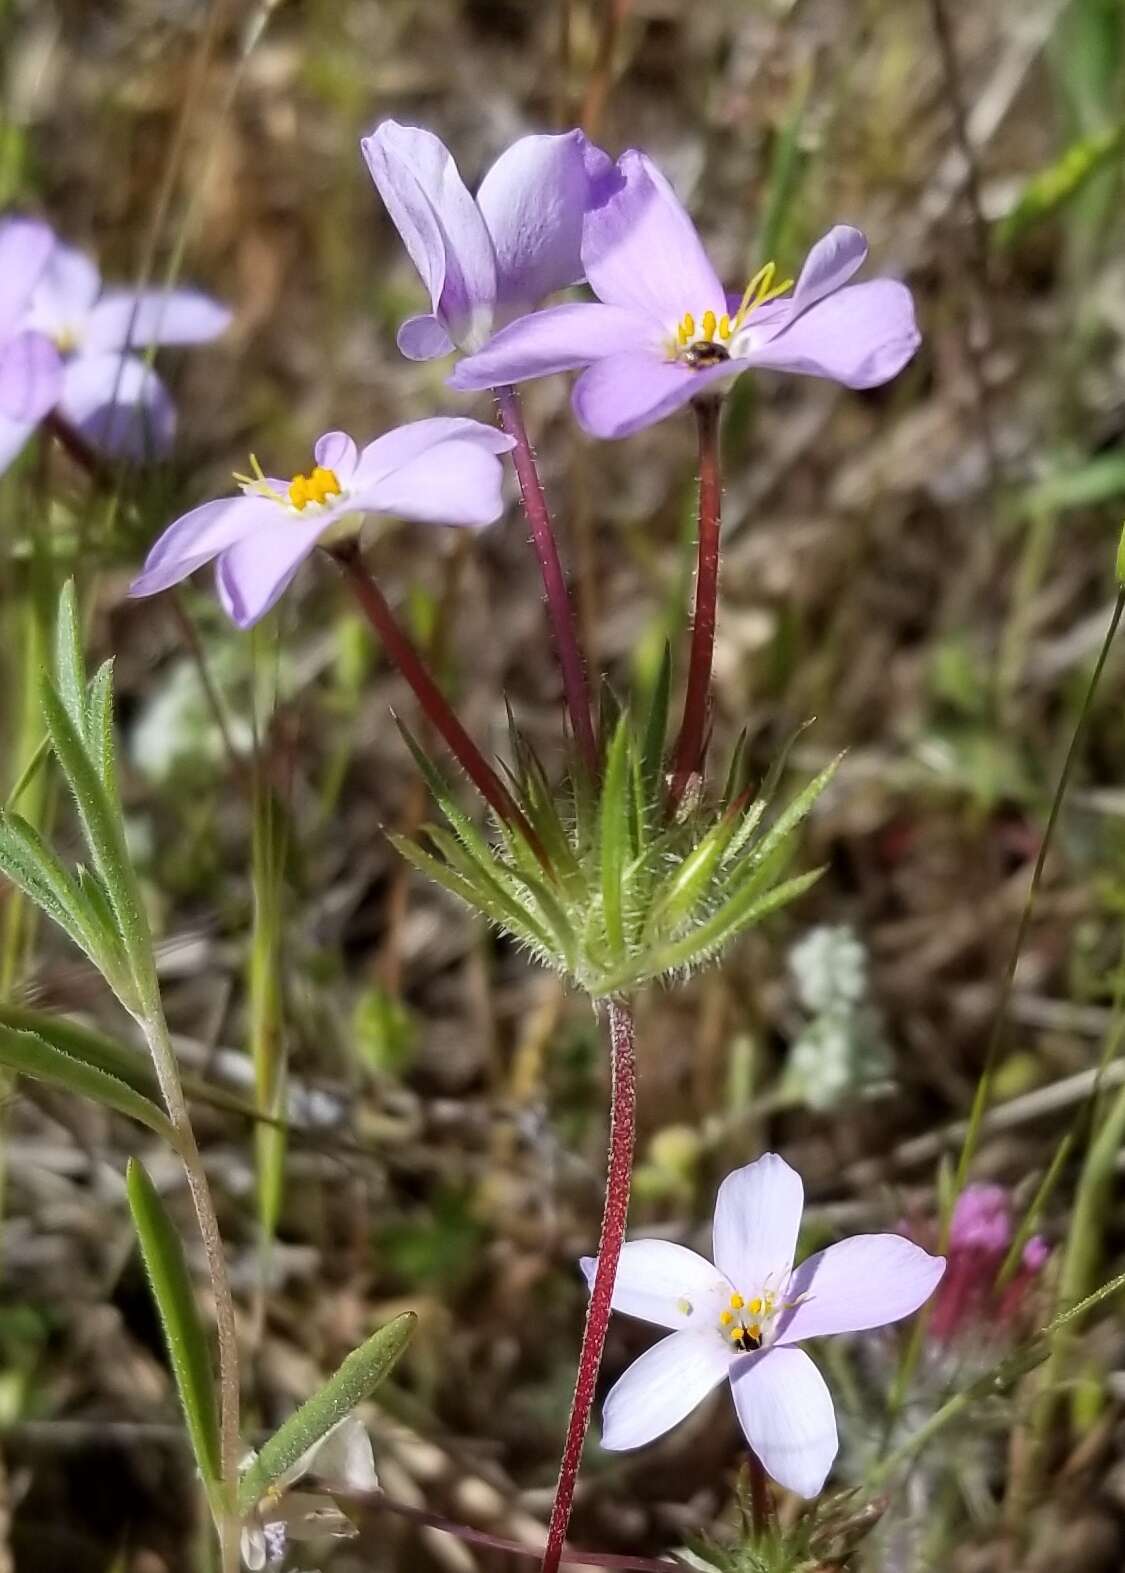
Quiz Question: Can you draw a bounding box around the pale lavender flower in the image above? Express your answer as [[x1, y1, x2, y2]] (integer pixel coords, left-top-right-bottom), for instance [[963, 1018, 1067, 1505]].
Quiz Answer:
[[240, 1414, 376, 1570], [582, 1153, 943, 1497], [0, 217, 63, 473], [451, 151, 921, 438], [129, 419, 515, 628], [362, 120, 614, 360], [24, 239, 230, 459]]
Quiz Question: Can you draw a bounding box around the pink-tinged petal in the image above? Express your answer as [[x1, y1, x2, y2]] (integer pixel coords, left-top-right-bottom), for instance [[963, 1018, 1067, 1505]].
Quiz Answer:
[[353, 415, 513, 489], [599, 1330, 731, 1451], [361, 121, 496, 348], [0, 331, 61, 422], [712, 1153, 804, 1290], [570, 351, 730, 439], [0, 412, 36, 478], [59, 352, 175, 460], [215, 512, 328, 628], [729, 1347, 837, 1498], [0, 218, 56, 336], [579, 1240, 733, 1330], [84, 288, 231, 352], [358, 439, 507, 529], [450, 302, 650, 392], [776, 1235, 945, 1345], [948, 1184, 1011, 1254], [735, 280, 920, 390], [27, 243, 101, 338], [129, 496, 279, 599], [397, 312, 455, 361], [581, 150, 724, 328], [477, 130, 604, 312], [314, 430, 359, 482], [791, 226, 868, 312]]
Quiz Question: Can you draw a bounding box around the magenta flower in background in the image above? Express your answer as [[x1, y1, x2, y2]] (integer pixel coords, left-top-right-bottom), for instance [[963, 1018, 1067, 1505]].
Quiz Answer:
[[928, 1183, 1048, 1345], [0, 217, 63, 473], [582, 1153, 943, 1497], [451, 150, 921, 438], [362, 120, 615, 361], [24, 238, 230, 460], [129, 419, 515, 628]]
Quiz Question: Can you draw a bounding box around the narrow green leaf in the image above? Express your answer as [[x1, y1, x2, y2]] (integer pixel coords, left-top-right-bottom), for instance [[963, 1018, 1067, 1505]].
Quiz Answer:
[[0, 1023, 174, 1140], [649, 815, 737, 933], [729, 756, 840, 878], [388, 832, 543, 951], [640, 642, 673, 811], [39, 676, 152, 991], [54, 580, 88, 737], [424, 824, 557, 956], [85, 659, 123, 809], [126, 1160, 222, 1496], [238, 1312, 417, 1514], [998, 122, 1125, 247], [0, 813, 128, 981], [599, 716, 632, 962]]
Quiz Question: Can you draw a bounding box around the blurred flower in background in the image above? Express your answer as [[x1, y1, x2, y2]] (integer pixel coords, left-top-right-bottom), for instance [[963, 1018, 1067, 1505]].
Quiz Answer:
[[928, 1183, 1049, 1349], [784, 924, 894, 1111], [0, 216, 62, 472]]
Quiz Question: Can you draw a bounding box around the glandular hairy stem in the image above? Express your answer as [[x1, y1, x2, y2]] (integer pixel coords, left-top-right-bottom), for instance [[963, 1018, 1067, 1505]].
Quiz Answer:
[[541, 999, 637, 1573], [668, 396, 723, 812]]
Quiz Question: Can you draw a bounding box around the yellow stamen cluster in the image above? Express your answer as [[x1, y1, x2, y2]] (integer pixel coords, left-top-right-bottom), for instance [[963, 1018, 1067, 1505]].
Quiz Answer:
[[288, 465, 342, 510], [675, 308, 732, 348]]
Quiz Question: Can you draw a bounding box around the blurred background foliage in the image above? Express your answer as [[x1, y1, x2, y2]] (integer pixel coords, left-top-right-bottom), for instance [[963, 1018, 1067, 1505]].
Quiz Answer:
[[3, 0, 1125, 1568]]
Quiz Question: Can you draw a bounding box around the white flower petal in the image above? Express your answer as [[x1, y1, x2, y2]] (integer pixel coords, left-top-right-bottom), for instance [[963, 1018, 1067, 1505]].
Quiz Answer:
[[712, 1153, 804, 1289], [599, 1330, 731, 1451], [304, 1414, 378, 1494], [580, 1240, 732, 1330], [776, 1234, 945, 1345], [729, 1346, 837, 1498]]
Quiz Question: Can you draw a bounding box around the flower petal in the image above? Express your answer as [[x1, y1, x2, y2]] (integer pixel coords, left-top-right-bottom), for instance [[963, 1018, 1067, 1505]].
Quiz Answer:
[[735, 280, 920, 390], [84, 288, 231, 352], [353, 415, 514, 488], [59, 352, 175, 460], [302, 1415, 378, 1494], [129, 496, 279, 599], [581, 150, 724, 328], [27, 243, 101, 338], [729, 1347, 837, 1498], [361, 121, 496, 348], [477, 130, 609, 312], [396, 312, 455, 361], [0, 217, 56, 337], [0, 412, 36, 478], [775, 1235, 945, 1345], [0, 331, 61, 423], [314, 430, 359, 482], [571, 351, 730, 439], [215, 512, 329, 628], [449, 302, 649, 392], [599, 1330, 731, 1451], [712, 1153, 804, 1290], [240, 1523, 267, 1571], [358, 439, 507, 528], [579, 1240, 733, 1330], [791, 226, 868, 312]]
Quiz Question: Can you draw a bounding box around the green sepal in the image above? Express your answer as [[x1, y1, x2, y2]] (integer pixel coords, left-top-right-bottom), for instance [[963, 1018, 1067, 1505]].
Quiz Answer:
[[237, 1312, 416, 1514]]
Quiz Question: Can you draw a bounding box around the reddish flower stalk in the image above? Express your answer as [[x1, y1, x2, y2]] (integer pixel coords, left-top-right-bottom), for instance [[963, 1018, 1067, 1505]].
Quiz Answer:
[[332, 542, 551, 872], [541, 999, 637, 1573], [668, 396, 722, 810], [495, 384, 600, 778]]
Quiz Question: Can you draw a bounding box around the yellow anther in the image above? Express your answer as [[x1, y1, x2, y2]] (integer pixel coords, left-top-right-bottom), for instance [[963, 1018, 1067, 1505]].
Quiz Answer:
[[749, 1297, 763, 1316], [288, 465, 342, 511], [720, 1310, 734, 1326], [748, 1323, 761, 1342], [729, 1326, 744, 1342], [718, 313, 731, 340], [676, 1297, 694, 1318], [701, 308, 717, 340], [729, 1293, 744, 1310]]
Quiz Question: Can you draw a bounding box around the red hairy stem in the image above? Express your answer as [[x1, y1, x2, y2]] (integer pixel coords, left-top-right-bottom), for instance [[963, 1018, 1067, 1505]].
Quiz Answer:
[[333, 543, 551, 871], [495, 385, 600, 777], [668, 396, 723, 811], [541, 999, 637, 1573]]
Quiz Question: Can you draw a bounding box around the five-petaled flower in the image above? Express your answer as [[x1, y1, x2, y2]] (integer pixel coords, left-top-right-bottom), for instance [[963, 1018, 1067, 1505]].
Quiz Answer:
[[0, 217, 62, 472], [22, 235, 230, 461], [583, 1153, 944, 1497], [362, 120, 614, 361], [240, 1413, 377, 1570], [451, 150, 921, 438], [129, 419, 515, 628]]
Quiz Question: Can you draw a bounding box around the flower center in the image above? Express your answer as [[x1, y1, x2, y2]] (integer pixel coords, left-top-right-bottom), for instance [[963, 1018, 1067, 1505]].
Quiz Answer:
[[233, 455, 344, 513], [673, 261, 793, 370], [718, 1288, 780, 1352]]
